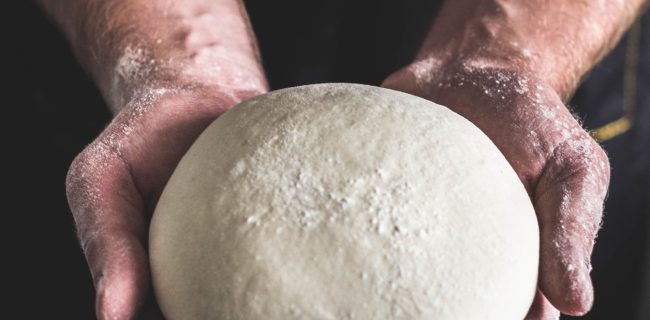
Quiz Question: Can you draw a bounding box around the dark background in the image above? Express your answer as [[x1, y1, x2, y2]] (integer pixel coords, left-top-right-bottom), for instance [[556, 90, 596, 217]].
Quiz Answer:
[[9, 1, 649, 319]]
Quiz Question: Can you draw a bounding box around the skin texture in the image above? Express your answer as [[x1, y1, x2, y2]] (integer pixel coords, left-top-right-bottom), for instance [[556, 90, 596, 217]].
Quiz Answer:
[[40, 0, 649, 318], [384, 0, 649, 318], [41, 0, 267, 318], [384, 64, 607, 319]]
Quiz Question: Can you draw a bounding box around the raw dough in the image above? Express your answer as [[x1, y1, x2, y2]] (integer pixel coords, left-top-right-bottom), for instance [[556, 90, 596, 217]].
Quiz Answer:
[[150, 83, 539, 320]]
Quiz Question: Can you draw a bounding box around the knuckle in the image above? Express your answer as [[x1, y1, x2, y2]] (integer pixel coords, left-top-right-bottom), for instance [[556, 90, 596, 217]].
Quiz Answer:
[[65, 147, 95, 203], [549, 136, 609, 184], [65, 138, 131, 217], [536, 136, 610, 218]]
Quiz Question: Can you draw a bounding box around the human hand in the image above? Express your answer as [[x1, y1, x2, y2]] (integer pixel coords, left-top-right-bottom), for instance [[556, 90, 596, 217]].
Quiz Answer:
[[44, 0, 266, 316], [383, 61, 610, 319], [66, 86, 264, 319]]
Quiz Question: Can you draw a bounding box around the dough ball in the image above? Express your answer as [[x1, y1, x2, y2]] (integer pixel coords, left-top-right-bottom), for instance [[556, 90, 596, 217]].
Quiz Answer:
[[150, 83, 539, 320]]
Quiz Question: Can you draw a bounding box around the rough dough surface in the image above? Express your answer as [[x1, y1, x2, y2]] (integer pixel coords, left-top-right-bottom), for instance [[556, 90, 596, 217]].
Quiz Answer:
[[150, 83, 539, 320]]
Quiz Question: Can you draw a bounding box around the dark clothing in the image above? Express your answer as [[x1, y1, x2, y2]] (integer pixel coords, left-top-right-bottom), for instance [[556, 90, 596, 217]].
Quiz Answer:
[[12, 1, 649, 318]]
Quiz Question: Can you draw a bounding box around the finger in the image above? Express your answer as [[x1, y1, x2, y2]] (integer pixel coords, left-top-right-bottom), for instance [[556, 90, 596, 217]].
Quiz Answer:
[[525, 289, 560, 320], [381, 59, 435, 93], [92, 231, 149, 319], [534, 136, 610, 316], [66, 141, 149, 319]]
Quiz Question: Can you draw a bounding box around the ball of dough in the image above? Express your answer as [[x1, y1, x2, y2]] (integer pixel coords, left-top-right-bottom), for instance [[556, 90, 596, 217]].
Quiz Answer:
[[150, 83, 539, 320]]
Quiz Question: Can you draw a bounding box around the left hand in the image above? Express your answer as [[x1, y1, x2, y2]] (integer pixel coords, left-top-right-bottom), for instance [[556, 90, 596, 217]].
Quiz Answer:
[[383, 59, 610, 319]]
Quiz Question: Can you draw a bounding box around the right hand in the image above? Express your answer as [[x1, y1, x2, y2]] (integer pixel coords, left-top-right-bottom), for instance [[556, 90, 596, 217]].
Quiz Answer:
[[66, 86, 264, 319]]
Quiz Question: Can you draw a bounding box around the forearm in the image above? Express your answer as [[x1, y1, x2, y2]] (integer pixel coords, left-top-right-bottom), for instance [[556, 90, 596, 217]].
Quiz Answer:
[[418, 0, 649, 100], [40, 0, 267, 113]]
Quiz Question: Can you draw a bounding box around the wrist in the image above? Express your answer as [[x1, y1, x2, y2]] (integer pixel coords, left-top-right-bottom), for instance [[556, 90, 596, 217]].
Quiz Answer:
[[415, 25, 570, 101], [384, 56, 559, 132], [112, 79, 266, 120], [42, 0, 267, 114], [402, 54, 547, 98], [106, 42, 267, 115], [415, 0, 648, 102]]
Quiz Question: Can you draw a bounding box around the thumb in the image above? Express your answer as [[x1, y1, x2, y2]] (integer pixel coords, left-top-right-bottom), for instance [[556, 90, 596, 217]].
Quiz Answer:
[[534, 137, 610, 316], [89, 231, 149, 319], [381, 60, 431, 92], [66, 141, 150, 319]]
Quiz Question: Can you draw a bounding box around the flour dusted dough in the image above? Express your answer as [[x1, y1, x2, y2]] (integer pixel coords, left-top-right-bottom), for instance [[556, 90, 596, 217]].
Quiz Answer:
[[150, 83, 539, 320]]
